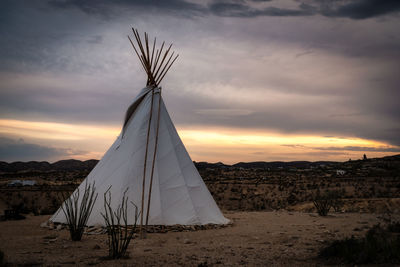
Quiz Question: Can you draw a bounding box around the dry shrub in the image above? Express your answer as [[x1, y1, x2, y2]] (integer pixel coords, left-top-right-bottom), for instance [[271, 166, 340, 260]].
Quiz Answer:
[[313, 191, 332, 216], [59, 182, 98, 241], [320, 222, 400, 264], [313, 190, 343, 216], [101, 187, 139, 259], [0, 249, 4, 265]]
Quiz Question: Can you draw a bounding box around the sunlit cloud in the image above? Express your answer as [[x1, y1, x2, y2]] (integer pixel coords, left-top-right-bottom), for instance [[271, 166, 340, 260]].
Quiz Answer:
[[0, 119, 119, 141], [179, 127, 399, 163], [0, 119, 398, 163], [0, 119, 119, 161]]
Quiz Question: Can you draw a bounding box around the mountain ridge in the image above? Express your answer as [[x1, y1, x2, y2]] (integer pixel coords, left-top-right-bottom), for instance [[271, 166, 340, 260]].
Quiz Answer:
[[1, 154, 398, 173]]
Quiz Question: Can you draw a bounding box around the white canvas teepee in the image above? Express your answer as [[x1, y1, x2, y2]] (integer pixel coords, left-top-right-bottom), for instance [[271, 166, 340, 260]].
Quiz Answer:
[[50, 29, 229, 227]]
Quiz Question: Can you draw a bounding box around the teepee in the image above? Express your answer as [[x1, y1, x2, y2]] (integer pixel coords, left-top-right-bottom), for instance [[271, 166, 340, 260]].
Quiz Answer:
[[50, 29, 229, 228]]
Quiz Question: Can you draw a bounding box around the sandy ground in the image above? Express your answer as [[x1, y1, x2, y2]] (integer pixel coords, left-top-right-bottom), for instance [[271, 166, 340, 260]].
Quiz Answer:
[[0, 211, 396, 266]]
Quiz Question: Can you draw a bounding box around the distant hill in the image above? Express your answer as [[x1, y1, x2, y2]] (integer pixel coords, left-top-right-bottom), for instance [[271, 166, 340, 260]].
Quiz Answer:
[[0, 154, 399, 173], [0, 159, 99, 173], [194, 162, 230, 169], [0, 161, 51, 172], [51, 159, 99, 171]]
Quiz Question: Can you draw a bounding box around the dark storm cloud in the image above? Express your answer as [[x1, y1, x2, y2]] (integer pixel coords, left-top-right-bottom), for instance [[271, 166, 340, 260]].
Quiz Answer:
[[0, 75, 134, 125], [47, 0, 207, 17], [208, 2, 314, 17], [316, 0, 400, 19], [207, 0, 400, 19], [48, 0, 313, 18], [282, 144, 400, 153], [0, 1, 106, 73], [13, 0, 394, 19], [316, 146, 400, 152], [0, 137, 86, 162]]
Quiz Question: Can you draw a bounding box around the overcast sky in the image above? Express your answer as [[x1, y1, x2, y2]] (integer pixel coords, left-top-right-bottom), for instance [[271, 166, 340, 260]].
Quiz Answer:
[[0, 0, 399, 163]]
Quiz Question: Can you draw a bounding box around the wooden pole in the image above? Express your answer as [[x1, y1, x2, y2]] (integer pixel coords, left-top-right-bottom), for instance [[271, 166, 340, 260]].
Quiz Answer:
[[156, 54, 179, 85], [128, 29, 179, 88], [150, 37, 156, 71], [145, 87, 162, 228], [153, 44, 173, 82], [154, 51, 175, 82], [140, 88, 155, 238], [152, 42, 164, 74], [126, 29, 180, 236], [132, 29, 156, 86]]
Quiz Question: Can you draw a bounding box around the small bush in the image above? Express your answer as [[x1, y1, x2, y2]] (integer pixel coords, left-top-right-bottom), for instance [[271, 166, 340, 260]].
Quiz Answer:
[[59, 182, 98, 241], [320, 223, 400, 264], [0, 249, 4, 265], [101, 187, 139, 259], [388, 222, 400, 233], [313, 191, 332, 216], [313, 190, 344, 216]]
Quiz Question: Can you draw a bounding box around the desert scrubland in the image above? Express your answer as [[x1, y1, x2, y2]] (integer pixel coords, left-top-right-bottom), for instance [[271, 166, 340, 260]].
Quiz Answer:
[[0, 155, 399, 266]]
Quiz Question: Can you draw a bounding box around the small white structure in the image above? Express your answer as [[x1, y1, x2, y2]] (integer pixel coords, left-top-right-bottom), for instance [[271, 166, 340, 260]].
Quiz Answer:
[[336, 169, 346, 175], [51, 29, 228, 227], [7, 180, 37, 186], [7, 180, 22, 187]]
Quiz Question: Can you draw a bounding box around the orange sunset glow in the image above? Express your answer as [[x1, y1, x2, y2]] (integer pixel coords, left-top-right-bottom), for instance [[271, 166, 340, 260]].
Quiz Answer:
[[1, 119, 398, 164]]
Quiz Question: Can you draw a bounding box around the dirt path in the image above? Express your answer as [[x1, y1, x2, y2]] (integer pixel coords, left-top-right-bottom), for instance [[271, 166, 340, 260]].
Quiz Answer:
[[0, 211, 394, 266]]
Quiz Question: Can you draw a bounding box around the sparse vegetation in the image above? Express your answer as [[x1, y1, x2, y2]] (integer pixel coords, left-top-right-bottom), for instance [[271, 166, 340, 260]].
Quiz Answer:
[[1, 155, 400, 213], [313, 190, 332, 216], [59, 182, 98, 241], [1, 155, 400, 265], [312, 190, 344, 216], [101, 187, 139, 259], [328, 190, 344, 212], [0, 249, 4, 265], [320, 222, 400, 264]]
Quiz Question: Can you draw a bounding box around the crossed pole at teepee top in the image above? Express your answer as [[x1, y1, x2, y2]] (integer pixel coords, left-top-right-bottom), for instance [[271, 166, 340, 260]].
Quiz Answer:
[[128, 28, 179, 88], [128, 28, 179, 238]]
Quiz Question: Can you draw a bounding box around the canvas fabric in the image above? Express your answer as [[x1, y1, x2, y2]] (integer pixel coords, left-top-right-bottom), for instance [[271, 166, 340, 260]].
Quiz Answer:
[[51, 87, 229, 226]]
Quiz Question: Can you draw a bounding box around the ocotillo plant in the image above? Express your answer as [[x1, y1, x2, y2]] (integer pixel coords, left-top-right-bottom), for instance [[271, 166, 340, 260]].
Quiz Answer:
[[59, 181, 98, 241], [313, 190, 333, 216], [101, 187, 140, 259]]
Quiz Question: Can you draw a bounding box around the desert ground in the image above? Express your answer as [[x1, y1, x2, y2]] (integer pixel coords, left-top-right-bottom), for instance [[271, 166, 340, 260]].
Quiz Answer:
[[1, 211, 397, 266], [1, 155, 399, 266]]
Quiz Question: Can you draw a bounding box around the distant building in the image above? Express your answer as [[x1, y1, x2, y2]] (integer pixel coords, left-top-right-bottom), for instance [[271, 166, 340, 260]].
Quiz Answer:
[[22, 180, 37, 186], [7, 180, 37, 187], [7, 180, 22, 187], [336, 170, 346, 175]]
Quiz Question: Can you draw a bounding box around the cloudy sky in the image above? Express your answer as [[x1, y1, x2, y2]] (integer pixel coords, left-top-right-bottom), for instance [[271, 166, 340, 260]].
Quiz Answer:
[[0, 0, 399, 163]]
